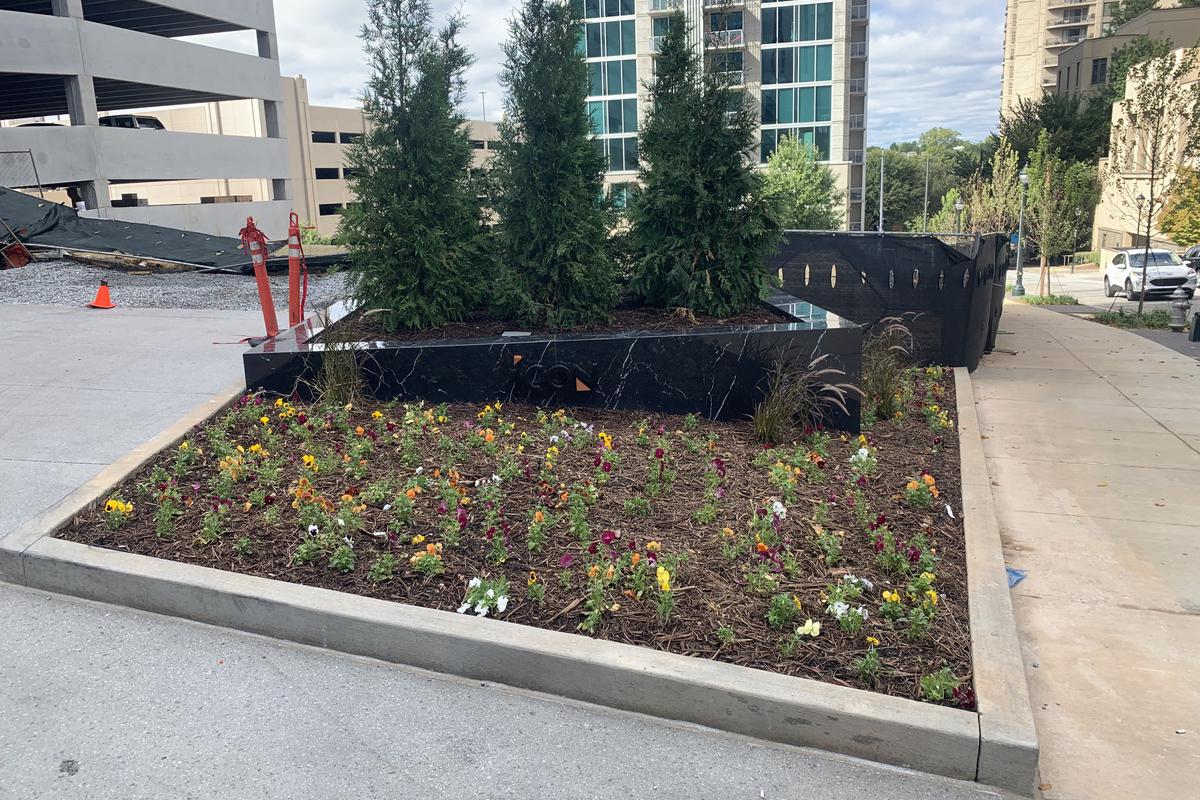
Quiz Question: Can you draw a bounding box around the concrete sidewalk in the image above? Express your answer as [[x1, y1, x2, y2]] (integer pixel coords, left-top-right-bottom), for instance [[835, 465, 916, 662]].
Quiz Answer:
[[0, 304, 259, 536], [972, 301, 1200, 799]]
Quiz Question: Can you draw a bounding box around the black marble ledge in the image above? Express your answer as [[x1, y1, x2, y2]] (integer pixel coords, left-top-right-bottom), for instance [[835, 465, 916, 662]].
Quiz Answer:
[[244, 293, 863, 430]]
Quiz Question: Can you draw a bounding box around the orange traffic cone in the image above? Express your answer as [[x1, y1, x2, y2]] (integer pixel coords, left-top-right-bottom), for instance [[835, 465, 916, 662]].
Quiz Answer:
[[88, 280, 116, 309]]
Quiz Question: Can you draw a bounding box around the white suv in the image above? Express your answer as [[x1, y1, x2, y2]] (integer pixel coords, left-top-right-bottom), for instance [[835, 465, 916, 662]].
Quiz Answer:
[[1103, 249, 1197, 300]]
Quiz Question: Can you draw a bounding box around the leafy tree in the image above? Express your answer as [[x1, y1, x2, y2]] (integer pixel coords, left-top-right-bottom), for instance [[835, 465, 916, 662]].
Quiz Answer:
[[762, 134, 844, 230], [864, 147, 925, 231], [1103, 47, 1200, 312], [1102, 35, 1176, 106], [908, 188, 967, 234], [1025, 131, 1098, 295], [1160, 166, 1200, 246], [964, 138, 1022, 235], [870, 128, 980, 230], [628, 11, 779, 316], [999, 93, 1110, 164], [1106, 0, 1158, 32], [340, 0, 486, 331], [491, 0, 617, 328]]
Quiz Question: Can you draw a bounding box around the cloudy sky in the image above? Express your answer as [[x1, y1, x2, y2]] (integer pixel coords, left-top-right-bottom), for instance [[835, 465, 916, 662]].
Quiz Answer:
[[205, 0, 1006, 147]]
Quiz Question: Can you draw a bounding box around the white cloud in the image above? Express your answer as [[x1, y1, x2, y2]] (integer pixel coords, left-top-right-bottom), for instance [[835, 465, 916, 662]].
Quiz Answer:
[[201, 0, 1005, 142]]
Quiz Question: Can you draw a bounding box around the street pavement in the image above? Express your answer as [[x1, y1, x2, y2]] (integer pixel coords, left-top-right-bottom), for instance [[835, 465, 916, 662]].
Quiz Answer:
[[0, 302, 1015, 799], [973, 301, 1200, 800]]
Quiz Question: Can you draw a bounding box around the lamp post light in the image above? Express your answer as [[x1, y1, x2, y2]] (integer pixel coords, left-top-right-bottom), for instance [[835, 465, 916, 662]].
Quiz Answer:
[[954, 197, 965, 234], [1013, 168, 1030, 297]]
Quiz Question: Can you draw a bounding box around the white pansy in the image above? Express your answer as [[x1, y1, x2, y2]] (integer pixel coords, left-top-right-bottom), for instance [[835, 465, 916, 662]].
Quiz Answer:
[[468, 577, 482, 589], [856, 606, 869, 621], [474, 602, 488, 617], [485, 589, 495, 599], [772, 501, 787, 519], [336, 518, 345, 527], [382, 504, 392, 511], [457, 603, 471, 614], [496, 595, 508, 613], [415, 467, 423, 474], [829, 601, 849, 619], [307, 524, 319, 535]]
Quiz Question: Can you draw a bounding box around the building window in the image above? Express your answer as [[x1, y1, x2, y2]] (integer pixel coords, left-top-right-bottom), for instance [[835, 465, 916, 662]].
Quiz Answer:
[[587, 99, 638, 135], [761, 86, 832, 125], [318, 203, 343, 216], [762, 44, 832, 85], [588, 58, 637, 96], [709, 11, 744, 31], [470, 139, 486, 149], [339, 132, 362, 144], [314, 167, 340, 180], [609, 182, 634, 209], [760, 127, 832, 164], [599, 136, 638, 172], [573, 0, 633, 19], [762, 2, 833, 45], [1091, 57, 1108, 85], [311, 131, 336, 144], [583, 19, 635, 57]]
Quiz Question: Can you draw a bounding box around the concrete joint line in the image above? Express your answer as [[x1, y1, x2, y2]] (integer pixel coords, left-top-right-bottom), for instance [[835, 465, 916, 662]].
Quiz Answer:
[[1, 373, 1036, 794]]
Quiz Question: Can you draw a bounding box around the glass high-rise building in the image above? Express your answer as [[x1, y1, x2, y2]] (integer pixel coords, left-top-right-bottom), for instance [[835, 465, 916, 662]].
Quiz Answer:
[[576, 0, 868, 230]]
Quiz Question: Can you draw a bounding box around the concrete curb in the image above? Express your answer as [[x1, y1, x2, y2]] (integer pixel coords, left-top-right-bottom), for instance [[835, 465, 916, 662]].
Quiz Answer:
[[0, 373, 1034, 791], [954, 367, 1039, 794]]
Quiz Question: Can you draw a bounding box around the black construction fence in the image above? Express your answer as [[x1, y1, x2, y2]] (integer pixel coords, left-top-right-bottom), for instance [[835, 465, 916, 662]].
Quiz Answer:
[[770, 232, 1009, 371]]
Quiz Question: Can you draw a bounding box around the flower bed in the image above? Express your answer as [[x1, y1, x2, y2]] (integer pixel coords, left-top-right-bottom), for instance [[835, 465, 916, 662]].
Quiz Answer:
[[59, 367, 970, 705]]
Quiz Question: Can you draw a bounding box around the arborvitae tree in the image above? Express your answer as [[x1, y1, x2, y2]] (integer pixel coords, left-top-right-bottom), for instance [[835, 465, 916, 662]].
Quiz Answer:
[[762, 135, 844, 230], [628, 11, 779, 317], [491, 0, 617, 328], [339, 0, 486, 331]]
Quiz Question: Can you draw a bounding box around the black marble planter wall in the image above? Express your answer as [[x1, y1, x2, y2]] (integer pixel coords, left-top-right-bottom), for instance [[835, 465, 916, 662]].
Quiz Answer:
[[244, 293, 863, 431], [770, 232, 1008, 371]]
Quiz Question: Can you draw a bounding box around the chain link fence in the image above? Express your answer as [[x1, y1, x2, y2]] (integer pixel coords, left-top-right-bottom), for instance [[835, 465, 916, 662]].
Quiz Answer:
[[0, 150, 43, 197]]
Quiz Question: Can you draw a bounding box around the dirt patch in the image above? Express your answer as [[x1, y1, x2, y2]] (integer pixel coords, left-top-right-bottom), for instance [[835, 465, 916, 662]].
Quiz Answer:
[[58, 370, 971, 705]]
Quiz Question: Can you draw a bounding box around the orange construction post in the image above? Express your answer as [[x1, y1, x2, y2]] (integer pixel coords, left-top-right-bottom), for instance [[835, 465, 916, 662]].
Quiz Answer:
[[240, 216, 279, 338], [286, 212, 304, 327]]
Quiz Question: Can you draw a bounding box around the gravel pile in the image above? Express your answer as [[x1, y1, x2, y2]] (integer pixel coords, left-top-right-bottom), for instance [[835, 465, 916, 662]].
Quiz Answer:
[[0, 260, 350, 311]]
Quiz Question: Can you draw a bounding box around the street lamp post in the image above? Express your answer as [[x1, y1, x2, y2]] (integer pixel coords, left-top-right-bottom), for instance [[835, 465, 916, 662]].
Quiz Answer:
[[1013, 168, 1029, 297], [1136, 192, 1149, 313], [922, 155, 931, 232], [1071, 206, 1081, 274], [878, 155, 885, 232], [954, 197, 965, 234]]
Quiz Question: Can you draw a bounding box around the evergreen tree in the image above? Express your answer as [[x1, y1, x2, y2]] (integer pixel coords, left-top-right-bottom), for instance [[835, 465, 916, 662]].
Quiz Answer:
[[491, 0, 617, 328], [762, 135, 844, 230], [339, 0, 486, 331], [628, 11, 779, 317]]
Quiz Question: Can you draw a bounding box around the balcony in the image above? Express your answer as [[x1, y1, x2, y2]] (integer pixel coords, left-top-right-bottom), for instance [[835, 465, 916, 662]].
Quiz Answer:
[[706, 29, 745, 48], [1047, 13, 1093, 29], [851, 4, 869, 22], [850, 41, 868, 59], [849, 114, 865, 130], [704, 0, 744, 7], [713, 66, 746, 86], [1045, 36, 1085, 48], [849, 78, 866, 94], [649, 0, 684, 12], [651, 35, 666, 53], [849, 149, 864, 164], [1047, 0, 1092, 7]]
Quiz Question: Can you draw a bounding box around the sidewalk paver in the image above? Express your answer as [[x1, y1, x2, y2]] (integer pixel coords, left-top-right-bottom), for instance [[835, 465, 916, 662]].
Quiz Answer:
[[973, 301, 1200, 800]]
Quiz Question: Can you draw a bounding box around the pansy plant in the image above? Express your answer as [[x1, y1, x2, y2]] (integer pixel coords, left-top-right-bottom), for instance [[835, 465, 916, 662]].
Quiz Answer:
[[457, 576, 510, 617]]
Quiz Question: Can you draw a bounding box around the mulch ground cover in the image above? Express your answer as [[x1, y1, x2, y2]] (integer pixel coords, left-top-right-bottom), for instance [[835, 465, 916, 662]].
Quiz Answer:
[[59, 368, 973, 707], [329, 304, 787, 343]]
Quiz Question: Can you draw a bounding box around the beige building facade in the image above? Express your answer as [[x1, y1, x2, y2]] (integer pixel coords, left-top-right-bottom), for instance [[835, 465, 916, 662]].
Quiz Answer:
[[1093, 43, 1200, 253], [1001, 0, 1115, 117], [1054, 5, 1200, 99], [581, 0, 868, 230], [65, 76, 497, 239]]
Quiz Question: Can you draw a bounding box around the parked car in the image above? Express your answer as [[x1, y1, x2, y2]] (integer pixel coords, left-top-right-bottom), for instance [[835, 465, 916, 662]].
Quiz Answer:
[[1183, 244, 1200, 270], [1103, 248, 1197, 300], [98, 115, 166, 130]]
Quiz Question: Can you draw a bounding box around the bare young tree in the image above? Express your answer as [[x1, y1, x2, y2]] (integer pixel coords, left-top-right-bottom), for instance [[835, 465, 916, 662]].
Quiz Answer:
[[965, 138, 1021, 235], [1103, 47, 1200, 313]]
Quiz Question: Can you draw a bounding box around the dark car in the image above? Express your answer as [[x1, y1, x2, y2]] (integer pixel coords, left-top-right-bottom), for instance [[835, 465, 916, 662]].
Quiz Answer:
[[1183, 245, 1200, 270]]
